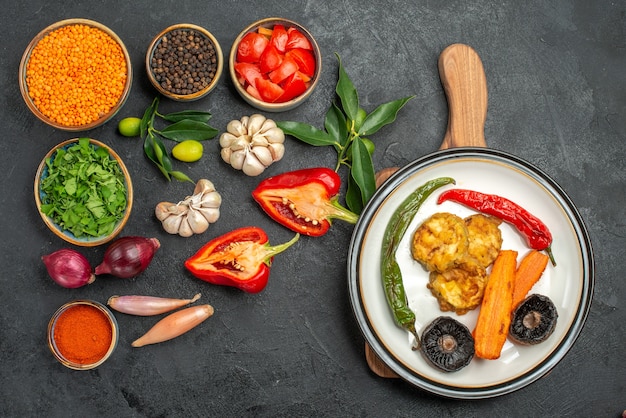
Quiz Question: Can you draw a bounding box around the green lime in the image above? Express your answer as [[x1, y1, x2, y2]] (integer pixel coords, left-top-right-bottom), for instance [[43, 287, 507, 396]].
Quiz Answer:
[[172, 140, 203, 162], [118, 117, 142, 137], [361, 137, 376, 155]]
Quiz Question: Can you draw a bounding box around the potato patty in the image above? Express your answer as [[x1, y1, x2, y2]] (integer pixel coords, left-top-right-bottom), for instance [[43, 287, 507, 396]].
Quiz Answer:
[[411, 213, 469, 273]]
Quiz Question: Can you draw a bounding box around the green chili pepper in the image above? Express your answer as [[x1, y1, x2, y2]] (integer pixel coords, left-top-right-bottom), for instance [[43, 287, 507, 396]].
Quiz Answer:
[[380, 176, 456, 349]]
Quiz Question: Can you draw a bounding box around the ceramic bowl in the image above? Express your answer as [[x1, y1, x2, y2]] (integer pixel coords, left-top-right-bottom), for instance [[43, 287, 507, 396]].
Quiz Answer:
[[229, 17, 321, 112], [19, 18, 132, 131], [47, 300, 119, 370], [34, 138, 133, 247], [146, 24, 223, 101]]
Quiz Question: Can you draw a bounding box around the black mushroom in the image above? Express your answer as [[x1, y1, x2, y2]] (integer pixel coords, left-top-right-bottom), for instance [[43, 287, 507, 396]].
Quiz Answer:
[[509, 294, 558, 345], [420, 316, 475, 372]]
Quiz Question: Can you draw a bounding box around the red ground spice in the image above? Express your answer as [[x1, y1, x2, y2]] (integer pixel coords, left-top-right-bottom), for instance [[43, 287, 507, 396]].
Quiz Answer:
[[53, 304, 112, 365]]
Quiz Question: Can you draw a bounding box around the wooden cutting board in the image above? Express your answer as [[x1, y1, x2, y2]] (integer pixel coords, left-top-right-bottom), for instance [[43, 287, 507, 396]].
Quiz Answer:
[[367, 43, 488, 378]]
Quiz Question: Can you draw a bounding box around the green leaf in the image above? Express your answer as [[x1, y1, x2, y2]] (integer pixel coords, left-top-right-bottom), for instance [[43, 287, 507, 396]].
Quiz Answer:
[[170, 170, 195, 183], [335, 54, 359, 122], [345, 175, 364, 214], [350, 137, 377, 207], [161, 110, 213, 123], [276, 121, 337, 146], [159, 119, 218, 142], [359, 96, 415, 136], [140, 97, 159, 138], [324, 103, 349, 147]]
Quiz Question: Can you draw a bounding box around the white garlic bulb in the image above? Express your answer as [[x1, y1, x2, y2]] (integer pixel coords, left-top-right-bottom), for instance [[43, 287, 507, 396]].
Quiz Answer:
[[220, 114, 285, 176], [155, 179, 221, 237]]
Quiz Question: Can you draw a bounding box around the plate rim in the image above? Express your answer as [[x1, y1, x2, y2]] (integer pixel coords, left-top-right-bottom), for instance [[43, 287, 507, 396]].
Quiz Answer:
[[347, 147, 595, 399]]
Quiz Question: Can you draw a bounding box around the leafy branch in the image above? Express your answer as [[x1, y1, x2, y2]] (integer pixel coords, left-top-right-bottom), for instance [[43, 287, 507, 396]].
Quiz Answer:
[[277, 54, 414, 214], [139, 97, 218, 183]]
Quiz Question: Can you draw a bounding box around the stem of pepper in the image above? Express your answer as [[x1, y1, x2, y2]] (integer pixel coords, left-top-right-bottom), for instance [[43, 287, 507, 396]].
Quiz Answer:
[[329, 197, 359, 224], [261, 233, 300, 266]]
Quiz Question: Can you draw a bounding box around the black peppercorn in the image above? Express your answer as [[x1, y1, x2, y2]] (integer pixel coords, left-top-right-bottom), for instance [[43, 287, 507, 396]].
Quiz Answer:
[[150, 28, 218, 96]]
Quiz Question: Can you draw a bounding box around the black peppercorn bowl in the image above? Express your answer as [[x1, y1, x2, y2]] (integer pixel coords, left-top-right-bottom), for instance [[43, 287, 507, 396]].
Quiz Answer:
[[146, 24, 224, 101], [229, 17, 322, 112]]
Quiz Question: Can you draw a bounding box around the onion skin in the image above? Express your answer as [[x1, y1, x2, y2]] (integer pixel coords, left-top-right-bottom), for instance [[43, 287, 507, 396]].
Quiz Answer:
[[95, 237, 160, 279], [42, 249, 95, 288], [131, 304, 214, 347], [108, 293, 201, 316]]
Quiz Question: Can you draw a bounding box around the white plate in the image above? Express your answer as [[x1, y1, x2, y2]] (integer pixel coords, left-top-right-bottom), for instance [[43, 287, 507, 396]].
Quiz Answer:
[[347, 148, 594, 399]]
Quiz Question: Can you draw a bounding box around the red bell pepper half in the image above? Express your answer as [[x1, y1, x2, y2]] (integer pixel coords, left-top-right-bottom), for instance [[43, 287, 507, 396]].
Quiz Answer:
[[185, 226, 299, 293], [252, 167, 359, 237]]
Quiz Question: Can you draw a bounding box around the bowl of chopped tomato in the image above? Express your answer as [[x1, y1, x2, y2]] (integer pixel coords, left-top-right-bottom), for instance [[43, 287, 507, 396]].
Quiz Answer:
[[229, 18, 321, 112]]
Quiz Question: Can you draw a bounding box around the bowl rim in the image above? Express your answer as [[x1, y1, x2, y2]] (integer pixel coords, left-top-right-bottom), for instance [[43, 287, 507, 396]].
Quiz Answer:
[[18, 18, 133, 132], [229, 17, 322, 112], [47, 299, 119, 370], [34, 138, 134, 247], [145, 23, 224, 102]]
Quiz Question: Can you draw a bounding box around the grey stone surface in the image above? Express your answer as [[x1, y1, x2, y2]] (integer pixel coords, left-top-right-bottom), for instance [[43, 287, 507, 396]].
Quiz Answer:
[[1, 0, 624, 416]]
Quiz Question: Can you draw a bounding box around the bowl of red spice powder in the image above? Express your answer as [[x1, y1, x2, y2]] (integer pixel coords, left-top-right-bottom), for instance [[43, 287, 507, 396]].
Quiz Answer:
[[19, 18, 132, 131], [146, 23, 223, 101], [47, 300, 119, 370]]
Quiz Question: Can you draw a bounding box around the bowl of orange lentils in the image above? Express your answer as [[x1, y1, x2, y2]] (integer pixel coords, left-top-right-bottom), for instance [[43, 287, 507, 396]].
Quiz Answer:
[[19, 18, 133, 131]]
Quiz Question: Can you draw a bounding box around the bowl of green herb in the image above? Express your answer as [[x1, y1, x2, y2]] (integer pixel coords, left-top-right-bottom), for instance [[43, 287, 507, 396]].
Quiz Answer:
[[34, 138, 133, 247]]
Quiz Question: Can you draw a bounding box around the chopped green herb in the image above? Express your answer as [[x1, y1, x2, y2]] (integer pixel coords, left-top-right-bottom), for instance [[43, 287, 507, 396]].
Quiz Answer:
[[40, 137, 128, 238]]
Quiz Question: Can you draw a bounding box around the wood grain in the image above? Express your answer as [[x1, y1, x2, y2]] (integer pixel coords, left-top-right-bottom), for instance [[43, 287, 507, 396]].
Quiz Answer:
[[366, 43, 488, 378]]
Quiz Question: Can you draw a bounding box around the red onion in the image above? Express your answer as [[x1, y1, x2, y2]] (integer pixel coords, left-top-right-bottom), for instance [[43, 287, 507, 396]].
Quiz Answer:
[[95, 236, 160, 278], [42, 249, 95, 288]]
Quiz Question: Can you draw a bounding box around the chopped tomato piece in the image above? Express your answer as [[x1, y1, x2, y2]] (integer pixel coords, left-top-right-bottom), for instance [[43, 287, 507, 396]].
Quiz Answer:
[[246, 84, 262, 101], [234, 62, 263, 87], [296, 71, 311, 83], [268, 57, 298, 84], [255, 78, 285, 102], [277, 72, 308, 102], [259, 44, 283, 73], [270, 24, 288, 53], [285, 48, 316, 77], [258, 26, 273, 37], [237, 32, 269, 63], [286, 27, 312, 50]]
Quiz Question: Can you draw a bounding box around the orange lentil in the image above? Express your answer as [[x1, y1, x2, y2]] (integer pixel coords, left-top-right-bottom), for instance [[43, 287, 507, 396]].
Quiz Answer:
[[25, 24, 127, 127]]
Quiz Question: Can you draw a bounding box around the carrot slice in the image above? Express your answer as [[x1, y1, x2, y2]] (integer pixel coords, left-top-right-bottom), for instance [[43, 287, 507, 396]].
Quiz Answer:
[[512, 250, 549, 309], [473, 250, 517, 360]]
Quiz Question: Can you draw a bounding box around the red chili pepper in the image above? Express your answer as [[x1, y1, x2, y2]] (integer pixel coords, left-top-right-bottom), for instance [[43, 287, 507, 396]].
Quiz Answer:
[[437, 189, 556, 265], [184, 226, 299, 293], [252, 167, 359, 237]]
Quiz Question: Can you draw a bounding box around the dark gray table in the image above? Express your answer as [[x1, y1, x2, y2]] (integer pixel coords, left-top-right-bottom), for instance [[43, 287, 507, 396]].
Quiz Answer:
[[2, 1, 624, 416]]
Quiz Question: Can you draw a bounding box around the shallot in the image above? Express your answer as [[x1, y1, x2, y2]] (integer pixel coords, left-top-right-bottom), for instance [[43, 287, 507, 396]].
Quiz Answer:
[[42, 249, 95, 288], [131, 304, 214, 347], [108, 293, 201, 316], [95, 236, 160, 279]]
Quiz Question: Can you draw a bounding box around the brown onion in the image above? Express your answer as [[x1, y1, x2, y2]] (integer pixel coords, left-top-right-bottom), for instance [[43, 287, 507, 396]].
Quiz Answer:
[[95, 236, 160, 279], [42, 249, 95, 288]]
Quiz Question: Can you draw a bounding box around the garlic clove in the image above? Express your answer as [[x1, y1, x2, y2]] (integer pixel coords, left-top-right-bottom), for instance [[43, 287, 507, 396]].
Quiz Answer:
[[219, 132, 238, 148], [247, 114, 266, 135], [242, 155, 266, 176], [226, 119, 247, 136], [194, 179, 216, 195], [220, 147, 232, 164], [268, 143, 285, 161], [200, 191, 222, 208], [229, 149, 246, 170], [178, 217, 194, 238], [155, 202, 174, 221], [250, 135, 269, 147], [186, 207, 210, 234], [162, 213, 184, 235], [264, 127, 285, 143], [197, 206, 220, 224], [251, 146, 274, 167]]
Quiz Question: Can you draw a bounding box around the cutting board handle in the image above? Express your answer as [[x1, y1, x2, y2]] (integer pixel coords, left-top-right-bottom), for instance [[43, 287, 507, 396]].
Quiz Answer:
[[438, 43, 488, 149]]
